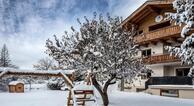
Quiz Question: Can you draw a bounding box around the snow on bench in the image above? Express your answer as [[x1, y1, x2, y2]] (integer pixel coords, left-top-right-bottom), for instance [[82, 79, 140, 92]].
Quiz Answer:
[[73, 84, 93, 91]]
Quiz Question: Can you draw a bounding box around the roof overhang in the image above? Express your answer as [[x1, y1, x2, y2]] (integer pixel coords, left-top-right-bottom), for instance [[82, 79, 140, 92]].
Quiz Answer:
[[121, 0, 174, 27]]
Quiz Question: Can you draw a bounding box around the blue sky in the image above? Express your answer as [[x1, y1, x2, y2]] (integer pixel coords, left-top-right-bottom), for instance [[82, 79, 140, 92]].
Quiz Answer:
[[0, 0, 146, 69]]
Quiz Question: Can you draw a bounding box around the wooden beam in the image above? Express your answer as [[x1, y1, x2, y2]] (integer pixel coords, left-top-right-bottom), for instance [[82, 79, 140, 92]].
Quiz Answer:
[[147, 6, 161, 14], [149, 41, 157, 45], [166, 37, 176, 44], [132, 9, 151, 24]]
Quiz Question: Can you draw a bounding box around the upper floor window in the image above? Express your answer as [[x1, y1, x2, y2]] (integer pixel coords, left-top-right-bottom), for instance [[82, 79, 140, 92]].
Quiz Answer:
[[138, 30, 143, 35], [142, 49, 151, 57], [135, 30, 144, 36], [176, 68, 190, 76], [149, 21, 171, 32]]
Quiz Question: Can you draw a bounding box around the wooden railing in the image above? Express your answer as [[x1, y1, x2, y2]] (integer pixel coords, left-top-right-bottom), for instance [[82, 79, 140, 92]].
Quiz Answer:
[[135, 25, 182, 44], [143, 54, 180, 64]]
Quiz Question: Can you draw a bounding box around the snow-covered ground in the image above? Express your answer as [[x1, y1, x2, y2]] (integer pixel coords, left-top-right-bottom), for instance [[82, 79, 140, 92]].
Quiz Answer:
[[0, 84, 194, 106], [0, 84, 68, 106], [0, 90, 68, 106], [109, 91, 194, 106]]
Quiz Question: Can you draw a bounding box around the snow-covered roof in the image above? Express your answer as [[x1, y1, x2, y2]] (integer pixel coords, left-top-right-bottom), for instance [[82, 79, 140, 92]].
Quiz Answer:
[[46, 69, 75, 75], [0, 69, 74, 88], [61, 70, 75, 74], [9, 81, 24, 85], [0, 69, 75, 75]]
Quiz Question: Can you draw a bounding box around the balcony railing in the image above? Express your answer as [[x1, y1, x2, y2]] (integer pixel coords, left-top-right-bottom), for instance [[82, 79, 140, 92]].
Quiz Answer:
[[143, 54, 180, 64], [134, 25, 182, 44], [145, 76, 193, 89]]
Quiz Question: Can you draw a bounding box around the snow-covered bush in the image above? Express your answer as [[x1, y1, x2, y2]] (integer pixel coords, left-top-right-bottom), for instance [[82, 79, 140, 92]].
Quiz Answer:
[[166, 0, 194, 77], [47, 78, 65, 90], [73, 69, 85, 81]]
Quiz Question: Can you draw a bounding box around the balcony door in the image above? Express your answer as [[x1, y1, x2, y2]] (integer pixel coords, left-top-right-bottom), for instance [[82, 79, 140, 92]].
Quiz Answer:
[[176, 68, 190, 76]]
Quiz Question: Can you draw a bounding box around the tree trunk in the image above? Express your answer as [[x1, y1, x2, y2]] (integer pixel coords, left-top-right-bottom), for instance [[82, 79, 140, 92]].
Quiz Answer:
[[91, 74, 116, 106], [92, 77, 109, 106], [101, 91, 109, 106], [120, 77, 124, 91]]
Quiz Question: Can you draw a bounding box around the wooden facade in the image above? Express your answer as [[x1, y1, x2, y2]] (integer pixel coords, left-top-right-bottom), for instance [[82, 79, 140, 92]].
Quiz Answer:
[[122, 0, 183, 65], [9, 82, 24, 93], [134, 25, 182, 44]]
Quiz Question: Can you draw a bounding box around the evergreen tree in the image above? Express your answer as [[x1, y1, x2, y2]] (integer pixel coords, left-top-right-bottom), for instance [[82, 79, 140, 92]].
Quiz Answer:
[[0, 44, 18, 68]]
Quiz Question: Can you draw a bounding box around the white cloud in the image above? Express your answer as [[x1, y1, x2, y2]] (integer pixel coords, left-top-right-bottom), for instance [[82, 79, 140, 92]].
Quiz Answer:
[[0, 0, 146, 69], [108, 0, 147, 18], [0, 17, 73, 69]]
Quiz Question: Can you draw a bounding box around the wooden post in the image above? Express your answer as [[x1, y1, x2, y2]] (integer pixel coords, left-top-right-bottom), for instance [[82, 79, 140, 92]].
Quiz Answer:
[[120, 77, 124, 91], [67, 90, 72, 106]]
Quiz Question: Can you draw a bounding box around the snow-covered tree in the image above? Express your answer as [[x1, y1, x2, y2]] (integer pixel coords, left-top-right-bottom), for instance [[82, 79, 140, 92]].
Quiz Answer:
[[33, 57, 67, 90], [33, 57, 56, 70], [45, 13, 148, 106], [166, 0, 194, 77], [0, 44, 18, 68]]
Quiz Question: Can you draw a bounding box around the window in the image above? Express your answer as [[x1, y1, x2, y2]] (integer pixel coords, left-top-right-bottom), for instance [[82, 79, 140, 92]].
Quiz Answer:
[[138, 30, 143, 35], [176, 68, 190, 76], [135, 30, 144, 36], [142, 49, 151, 57], [160, 89, 179, 97], [18, 87, 22, 90], [149, 21, 171, 31]]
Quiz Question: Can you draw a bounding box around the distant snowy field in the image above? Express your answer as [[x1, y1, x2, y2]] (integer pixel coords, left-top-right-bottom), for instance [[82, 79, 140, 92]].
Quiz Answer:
[[0, 84, 194, 106]]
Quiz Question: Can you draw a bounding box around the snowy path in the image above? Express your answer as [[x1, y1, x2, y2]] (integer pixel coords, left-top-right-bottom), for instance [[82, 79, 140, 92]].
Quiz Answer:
[[109, 91, 194, 106]]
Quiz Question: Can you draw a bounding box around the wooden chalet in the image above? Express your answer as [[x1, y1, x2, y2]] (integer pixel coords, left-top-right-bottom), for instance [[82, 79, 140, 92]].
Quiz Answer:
[[121, 0, 194, 99]]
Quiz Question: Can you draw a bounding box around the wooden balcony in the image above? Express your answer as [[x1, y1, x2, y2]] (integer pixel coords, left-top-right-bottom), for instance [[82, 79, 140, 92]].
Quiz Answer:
[[143, 54, 180, 64], [134, 25, 182, 44]]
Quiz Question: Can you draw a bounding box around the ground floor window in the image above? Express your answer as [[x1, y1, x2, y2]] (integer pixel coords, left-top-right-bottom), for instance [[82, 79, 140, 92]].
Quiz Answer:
[[160, 89, 179, 97]]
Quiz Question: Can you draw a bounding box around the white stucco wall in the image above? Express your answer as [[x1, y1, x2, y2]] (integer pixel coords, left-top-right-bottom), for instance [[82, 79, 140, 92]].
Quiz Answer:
[[151, 42, 164, 55], [148, 65, 164, 77], [138, 42, 164, 56]]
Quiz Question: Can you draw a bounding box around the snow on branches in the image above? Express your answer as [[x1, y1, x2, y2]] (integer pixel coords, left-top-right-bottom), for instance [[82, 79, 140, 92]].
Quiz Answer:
[[46, 13, 146, 81], [45, 13, 148, 105], [166, 0, 194, 77]]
